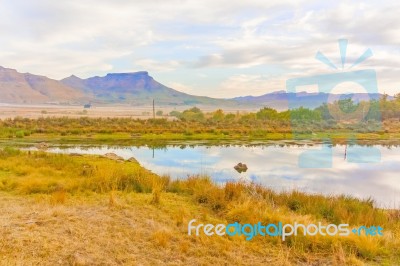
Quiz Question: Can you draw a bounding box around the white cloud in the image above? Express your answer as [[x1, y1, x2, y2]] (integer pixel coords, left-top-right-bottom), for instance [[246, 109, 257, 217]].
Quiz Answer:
[[0, 0, 398, 96], [135, 59, 180, 72], [216, 74, 285, 98], [164, 82, 195, 94]]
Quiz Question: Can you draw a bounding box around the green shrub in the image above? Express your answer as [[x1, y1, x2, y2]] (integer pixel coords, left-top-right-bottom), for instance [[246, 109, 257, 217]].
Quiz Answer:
[[15, 131, 25, 138]]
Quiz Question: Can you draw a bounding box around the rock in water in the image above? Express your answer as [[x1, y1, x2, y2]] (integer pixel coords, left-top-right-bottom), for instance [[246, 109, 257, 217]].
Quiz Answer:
[[234, 163, 248, 173]]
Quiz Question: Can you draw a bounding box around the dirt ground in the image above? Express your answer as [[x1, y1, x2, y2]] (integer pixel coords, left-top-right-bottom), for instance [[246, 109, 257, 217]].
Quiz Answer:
[[0, 104, 257, 119]]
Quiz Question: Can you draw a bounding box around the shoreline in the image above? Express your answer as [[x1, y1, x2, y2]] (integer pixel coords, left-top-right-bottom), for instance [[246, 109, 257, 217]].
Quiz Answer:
[[1, 132, 400, 146]]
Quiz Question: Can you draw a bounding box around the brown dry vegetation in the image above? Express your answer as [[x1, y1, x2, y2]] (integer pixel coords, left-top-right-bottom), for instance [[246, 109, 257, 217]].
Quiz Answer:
[[0, 148, 399, 265]]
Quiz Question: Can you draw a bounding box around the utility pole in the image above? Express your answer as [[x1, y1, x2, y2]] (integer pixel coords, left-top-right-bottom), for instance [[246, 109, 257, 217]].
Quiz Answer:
[[152, 99, 155, 119]]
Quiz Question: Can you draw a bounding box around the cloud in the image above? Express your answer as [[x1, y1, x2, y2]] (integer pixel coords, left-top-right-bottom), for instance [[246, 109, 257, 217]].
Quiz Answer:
[[0, 0, 161, 78], [0, 0, 398, 96], [216, 74, 285, 98], [135, 59, 180, 72], [164, 82, 195, 94], [188, 2, 400, 94]]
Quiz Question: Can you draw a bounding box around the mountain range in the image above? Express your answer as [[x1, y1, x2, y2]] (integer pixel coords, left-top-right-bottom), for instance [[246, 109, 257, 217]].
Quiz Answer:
[[0, 66, 389, 109]]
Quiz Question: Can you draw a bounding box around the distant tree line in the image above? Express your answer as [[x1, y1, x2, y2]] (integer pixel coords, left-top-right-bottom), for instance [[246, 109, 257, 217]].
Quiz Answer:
[[170, 95, 399, 123], [1, 95, 400, 138]]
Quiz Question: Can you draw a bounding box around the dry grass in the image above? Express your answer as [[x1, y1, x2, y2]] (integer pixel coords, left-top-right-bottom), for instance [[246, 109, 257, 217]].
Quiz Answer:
[[152, 230, 171, 248], [0, 148, 399, 265], [150, 175, 169, 205], [0, 192, 289, 265], [50, 190, 67, 205]]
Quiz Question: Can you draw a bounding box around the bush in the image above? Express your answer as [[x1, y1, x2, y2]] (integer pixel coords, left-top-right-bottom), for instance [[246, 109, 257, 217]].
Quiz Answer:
[[15, 131, 25, 138], [169, 111, 182, 118]]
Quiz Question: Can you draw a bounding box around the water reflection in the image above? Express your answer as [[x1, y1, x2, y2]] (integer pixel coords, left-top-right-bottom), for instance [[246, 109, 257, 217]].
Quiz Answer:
[[40, 142, 400, 209]]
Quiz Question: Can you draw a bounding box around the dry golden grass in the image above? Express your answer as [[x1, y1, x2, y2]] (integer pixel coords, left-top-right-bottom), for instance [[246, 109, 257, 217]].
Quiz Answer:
[[50, 190, 67, 205], [0, 148, 399, 265], [0, 192, 296, 265]]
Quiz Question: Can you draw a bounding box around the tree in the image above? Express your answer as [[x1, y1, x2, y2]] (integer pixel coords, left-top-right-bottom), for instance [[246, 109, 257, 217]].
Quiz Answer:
[[315, 103, 333, 120], [338, 98, 358, 114], [187, 107, 201, 113], [365, 100, 381, 121], [290, 107, 321, 121], [239, 113, 256, 122], [256, 107, 278, 121], [169, 110, 182, 118], [224, 113, 236, 121], [212, 109, 224, 122], [277, 110, 291, 121], [181, 107, 205, 122]]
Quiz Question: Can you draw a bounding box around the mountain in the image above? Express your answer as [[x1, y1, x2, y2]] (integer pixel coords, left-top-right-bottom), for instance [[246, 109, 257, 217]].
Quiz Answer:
[[0, 66, 390, 109], [61, 71, 231, 106], [0, 66, 232, 106], [0, 66, 86, 104], [233, 91, 387, 110]]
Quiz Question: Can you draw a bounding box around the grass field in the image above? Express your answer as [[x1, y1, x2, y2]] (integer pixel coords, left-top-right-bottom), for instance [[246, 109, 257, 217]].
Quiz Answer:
[[1, 114, 400, 147], [0, 147, 399, 265]]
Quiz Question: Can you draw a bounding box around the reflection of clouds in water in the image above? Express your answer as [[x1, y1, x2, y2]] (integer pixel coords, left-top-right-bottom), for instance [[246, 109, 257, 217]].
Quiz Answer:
[[44, 144, 400, 208]]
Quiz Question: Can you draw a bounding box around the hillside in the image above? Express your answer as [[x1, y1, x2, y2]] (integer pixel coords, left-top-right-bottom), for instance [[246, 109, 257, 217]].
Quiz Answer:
[[0, 66, 390, 109], [233, 90, 387, 110], [61, 71, 233, 106], [0, 67, 86, 104]]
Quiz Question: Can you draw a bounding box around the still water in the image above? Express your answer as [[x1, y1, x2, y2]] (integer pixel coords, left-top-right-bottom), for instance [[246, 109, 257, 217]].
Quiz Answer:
[[39, 142, 400, 208]]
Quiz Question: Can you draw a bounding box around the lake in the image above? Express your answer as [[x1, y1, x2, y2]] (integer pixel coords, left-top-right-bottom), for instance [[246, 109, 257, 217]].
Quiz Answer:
[[33, 141, 400, 209]]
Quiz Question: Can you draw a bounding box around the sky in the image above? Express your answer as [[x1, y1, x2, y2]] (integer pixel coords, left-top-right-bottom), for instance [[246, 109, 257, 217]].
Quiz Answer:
[[0, 0, 399, 98]]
